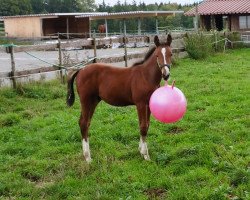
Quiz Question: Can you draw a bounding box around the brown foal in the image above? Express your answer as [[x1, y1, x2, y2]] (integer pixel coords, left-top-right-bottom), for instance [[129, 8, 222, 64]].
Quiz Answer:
[[67, 35, 172, 162]]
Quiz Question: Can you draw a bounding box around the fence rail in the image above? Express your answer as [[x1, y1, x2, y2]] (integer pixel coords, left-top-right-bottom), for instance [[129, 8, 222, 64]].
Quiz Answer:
[[241, 32, 250, 43], [0, 34, 186, 88]]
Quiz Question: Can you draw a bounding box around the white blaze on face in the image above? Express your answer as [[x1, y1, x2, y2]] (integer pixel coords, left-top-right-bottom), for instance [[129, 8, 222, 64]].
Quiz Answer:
[[161, 47, 170, 75]]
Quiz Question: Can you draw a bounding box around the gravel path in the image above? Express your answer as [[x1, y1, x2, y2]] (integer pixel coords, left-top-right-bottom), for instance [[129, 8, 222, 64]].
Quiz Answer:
[[0, 47, 149, 72]]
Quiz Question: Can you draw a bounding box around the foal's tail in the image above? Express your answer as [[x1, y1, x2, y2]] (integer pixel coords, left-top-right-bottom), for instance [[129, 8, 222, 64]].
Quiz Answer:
[[66, 70, 80, 107]]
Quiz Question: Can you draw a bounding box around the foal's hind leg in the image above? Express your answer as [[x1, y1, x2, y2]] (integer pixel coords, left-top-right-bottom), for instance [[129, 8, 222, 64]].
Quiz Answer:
[[136, 104, 151, 160], [79, 98, 99, 163]]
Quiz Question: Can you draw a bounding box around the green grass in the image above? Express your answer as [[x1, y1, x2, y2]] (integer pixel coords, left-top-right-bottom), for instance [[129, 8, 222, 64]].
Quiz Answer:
[[0, 49, 249, 199], [0, 38, 33, 46]]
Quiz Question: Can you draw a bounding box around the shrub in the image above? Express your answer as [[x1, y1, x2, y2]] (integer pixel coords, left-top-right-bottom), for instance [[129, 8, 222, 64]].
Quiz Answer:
[[184, 33, 214, 60], [227, 32, 245, 49]]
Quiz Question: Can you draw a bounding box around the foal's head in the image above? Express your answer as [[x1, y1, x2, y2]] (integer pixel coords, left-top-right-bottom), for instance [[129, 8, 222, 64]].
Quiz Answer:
[[154, 34, 172, 81]]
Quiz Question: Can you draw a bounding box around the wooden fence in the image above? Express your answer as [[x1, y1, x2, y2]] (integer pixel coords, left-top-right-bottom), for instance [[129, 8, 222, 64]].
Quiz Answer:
[[0, 33, 186, 88]]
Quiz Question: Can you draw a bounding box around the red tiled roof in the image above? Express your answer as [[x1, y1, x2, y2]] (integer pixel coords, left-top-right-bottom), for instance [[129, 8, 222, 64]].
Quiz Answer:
[[185, 0, 250, 16]]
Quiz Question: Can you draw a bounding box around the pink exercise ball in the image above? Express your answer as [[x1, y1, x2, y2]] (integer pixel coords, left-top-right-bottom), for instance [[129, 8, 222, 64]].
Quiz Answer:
[[149, 83, 187, 123]]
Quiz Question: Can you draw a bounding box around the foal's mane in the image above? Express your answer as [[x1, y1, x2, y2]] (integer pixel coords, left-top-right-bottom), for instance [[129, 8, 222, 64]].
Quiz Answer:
[[132, 46, 156, 67]]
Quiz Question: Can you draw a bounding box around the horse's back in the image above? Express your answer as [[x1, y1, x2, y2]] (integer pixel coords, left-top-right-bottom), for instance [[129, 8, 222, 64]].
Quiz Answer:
[[76, 63, 135, 106], [76, 63, 128, 81]]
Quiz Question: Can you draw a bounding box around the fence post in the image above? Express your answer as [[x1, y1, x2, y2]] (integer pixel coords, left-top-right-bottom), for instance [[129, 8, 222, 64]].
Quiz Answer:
[[194, 4, 199, 32], [123, 36, 128, 67], [58, 38, 65, 84], [123, 19, 128, 67], [224, 38, 227, 53], [93, 31, 97, 63], [9, 45, 17, 89], [215, 32, 218, 51]]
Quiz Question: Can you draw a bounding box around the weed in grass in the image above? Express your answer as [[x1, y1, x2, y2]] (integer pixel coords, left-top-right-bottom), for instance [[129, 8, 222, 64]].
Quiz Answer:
[[207, 185, 234, 200], [156, 153, 172, 166], [176, 146, 198, 157], [0, 113, 21, 127], [167, 125, 185, 134], [144, 187, 167, 199], [230, 169, 250, 187], [21, 110, 35, 120]]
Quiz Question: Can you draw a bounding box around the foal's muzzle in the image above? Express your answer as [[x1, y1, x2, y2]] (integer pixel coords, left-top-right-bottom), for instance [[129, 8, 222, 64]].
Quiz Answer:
[[156, 57, 171, 81], [160, 64, 171, 81], [163, 74, 170, 81]]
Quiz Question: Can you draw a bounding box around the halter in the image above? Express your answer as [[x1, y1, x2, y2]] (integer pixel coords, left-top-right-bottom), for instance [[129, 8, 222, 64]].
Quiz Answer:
[[156, 57, 171, 70]]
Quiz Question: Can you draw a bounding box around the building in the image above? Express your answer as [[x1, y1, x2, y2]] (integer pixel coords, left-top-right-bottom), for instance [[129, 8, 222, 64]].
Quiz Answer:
[[77, 11, 184, 37], [0, 11, 184, 39], [1, 13, 105, 39], [185, 0, 250, 32]]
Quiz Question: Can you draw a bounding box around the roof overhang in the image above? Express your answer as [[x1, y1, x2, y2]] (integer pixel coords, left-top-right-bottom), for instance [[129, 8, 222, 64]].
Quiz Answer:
[[0, 12, 108, 20], [77, 11, 184, 20]]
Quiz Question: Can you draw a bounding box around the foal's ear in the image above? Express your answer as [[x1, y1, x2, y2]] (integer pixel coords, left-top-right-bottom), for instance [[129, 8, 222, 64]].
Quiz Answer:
[[154, 35, 160, 46], [166, 34, 172, 46]]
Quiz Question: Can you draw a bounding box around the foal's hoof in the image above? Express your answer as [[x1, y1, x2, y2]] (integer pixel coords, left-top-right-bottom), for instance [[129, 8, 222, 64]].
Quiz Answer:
[[83, 152, 92, 163], [139, 148, 150, 161], [83, 155, 92, 164], [143, 154, 151, 161], [83, 156, 92, 164], [85, 157, 92, 164]]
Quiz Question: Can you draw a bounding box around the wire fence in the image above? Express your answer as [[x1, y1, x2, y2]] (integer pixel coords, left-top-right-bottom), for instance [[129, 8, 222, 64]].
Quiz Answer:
[[0, 31, 248, 88], [1, 34, 181, 88]]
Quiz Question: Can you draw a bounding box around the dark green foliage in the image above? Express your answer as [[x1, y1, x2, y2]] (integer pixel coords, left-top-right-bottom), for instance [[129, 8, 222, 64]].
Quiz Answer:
[[184, 33, 214, 59], [0, 0, 96, 16], [185, 32, 248, 60], [228, 32, 245, 49], [30, 0, 44, 14], [0, 0, 32, 16]]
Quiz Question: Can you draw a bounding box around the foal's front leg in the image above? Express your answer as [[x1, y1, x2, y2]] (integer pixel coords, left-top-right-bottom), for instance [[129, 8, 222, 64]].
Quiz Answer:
[[136, 104, 151, 160]]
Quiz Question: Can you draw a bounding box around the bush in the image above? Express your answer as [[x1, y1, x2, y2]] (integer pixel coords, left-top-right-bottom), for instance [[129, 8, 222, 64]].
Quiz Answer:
[[185, 33, 214, 60], [227, 32, 245, 49]]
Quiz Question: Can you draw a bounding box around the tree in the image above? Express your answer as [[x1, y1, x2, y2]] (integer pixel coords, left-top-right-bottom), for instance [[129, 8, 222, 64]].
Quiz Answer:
[[131, 0, 138, 11], [30, 0, 96, 14], [0, 0, 32, 16], [77, 0, 96, 12], [30, 0, 44, 14]]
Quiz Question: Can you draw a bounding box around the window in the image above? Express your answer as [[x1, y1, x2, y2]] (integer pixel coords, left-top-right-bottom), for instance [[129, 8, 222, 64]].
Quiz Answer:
[[239, 16, 250, 29]]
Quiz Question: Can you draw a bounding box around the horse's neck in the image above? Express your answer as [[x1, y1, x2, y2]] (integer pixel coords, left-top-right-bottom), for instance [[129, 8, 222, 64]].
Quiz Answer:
[[141, 53, 162, 85]]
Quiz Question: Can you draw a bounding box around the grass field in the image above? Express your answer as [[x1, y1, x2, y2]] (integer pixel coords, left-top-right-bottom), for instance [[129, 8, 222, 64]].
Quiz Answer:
[[0, 48, 249, 199]]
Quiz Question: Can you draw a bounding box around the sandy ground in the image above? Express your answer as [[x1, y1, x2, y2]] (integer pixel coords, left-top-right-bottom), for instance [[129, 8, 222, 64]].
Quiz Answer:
[[0, 47, 149, 73]]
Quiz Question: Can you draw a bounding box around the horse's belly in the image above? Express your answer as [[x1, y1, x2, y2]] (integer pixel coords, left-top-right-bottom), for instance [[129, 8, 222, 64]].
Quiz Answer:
[[99, 88, 133, 106], [102, 98, 133, 106]]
